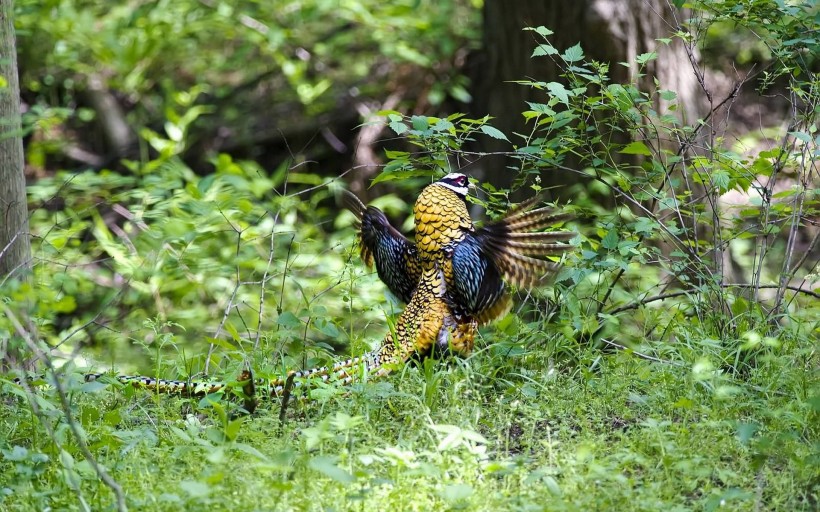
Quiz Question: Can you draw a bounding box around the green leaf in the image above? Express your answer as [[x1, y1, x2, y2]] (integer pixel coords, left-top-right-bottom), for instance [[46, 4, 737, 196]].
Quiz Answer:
[[789, 131, 811, 143], [225, 418, 243, 441], [619, 141, 652, 156], [659, 90, 677, 101], [164, 122, 183, 142], [224, 321, 240, 342], [180, 480, 210, 498], [411, 115, 429, 131], [204, 336, 237, 350], [633, 217, 657, 235], [233, 443, 270, 462], [3, 446, 28, 461], [636, 52, 657, 65], [480, 125, 509, 141], [308, 456, 355, 484], [276, 311, 301, 329], [449, 84, 472, 103], [532, 44, 558, 57], [384, 150, 408, 159], [524, 26, 554, 37], [440, 483, 474, 502], [562, 43, 584, 63], [711, 169, 730, 191], [169, 426, 192, 443], [772, 188, 798, 199], [751, 157, 774, 177], [525, 102, 554, 115], [314, 317, 340, 338], [432, 118, 455, 133], [546, 82, 570, 104], [80, 380, 108, 393], [389, 120, 408, 135], [371, 168, 431, 185], [602, 229, 619, 250]]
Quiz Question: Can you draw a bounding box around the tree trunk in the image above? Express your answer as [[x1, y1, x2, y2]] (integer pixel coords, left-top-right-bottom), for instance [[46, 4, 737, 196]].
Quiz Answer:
[[1, 0, 33, 369], [0, 0, 31, 279], [469, 0, 700, 196], [0, 0, 29, 278]]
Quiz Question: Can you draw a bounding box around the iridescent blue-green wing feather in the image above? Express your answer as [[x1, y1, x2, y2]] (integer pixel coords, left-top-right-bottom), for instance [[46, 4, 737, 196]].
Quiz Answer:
[[450, 200, 575, 324], [343, 190, 421, 303], [450, 234, 509, 324]]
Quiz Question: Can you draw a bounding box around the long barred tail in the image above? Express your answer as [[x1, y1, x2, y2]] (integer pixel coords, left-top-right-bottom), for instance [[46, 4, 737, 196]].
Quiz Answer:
[[73, 350, 392, 410], [252, 350, 389, 398], [11, 349, 395, 414]]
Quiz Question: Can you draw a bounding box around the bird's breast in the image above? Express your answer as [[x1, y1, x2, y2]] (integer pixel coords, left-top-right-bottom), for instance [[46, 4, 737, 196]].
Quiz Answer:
[[413, 184, 472, 257]]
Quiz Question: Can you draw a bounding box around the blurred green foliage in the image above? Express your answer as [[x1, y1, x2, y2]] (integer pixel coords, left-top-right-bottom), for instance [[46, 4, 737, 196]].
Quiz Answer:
[[16, 0, 479, 161]]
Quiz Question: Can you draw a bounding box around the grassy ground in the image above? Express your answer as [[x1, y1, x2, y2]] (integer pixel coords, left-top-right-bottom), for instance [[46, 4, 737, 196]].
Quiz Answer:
[[1, 329, 816, 511]]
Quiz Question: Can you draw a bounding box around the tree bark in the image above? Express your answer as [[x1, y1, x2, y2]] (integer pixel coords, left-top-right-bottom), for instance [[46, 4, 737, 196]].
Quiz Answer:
[[470, 0, 700, 195], [0, 0, 30, 279], [1, 0, 33, 369]]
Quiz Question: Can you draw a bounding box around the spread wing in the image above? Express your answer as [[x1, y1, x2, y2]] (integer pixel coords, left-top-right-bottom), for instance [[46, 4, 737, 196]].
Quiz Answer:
[[343, 190, 422, 303], [450, 199, 575, 325]]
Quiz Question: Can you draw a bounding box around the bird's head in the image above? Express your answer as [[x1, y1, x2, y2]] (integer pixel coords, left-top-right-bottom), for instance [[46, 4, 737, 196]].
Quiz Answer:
[[436, 173, 472, 198]]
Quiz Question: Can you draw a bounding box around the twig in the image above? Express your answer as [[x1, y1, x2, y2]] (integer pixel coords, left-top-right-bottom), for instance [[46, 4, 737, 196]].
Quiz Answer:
[[3, 304, 128, 512], [254, 210, 280, 351], [598, 338, 685, 367], [53, 284, 129, 350], [609, 283, 820, 315], [278, 373, 296, 426]]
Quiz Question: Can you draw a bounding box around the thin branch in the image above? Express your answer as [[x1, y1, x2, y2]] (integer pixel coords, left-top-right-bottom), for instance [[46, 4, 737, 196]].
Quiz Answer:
[[609, 283, 820, 315], [598, 338, 686, 367], [3, 304, 128, 512], [254, 209, 280, 351]]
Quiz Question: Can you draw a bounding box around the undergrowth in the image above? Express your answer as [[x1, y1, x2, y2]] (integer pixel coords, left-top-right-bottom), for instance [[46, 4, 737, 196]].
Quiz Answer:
[[1, 1, 818, 511], [1, 333, 815, 510]]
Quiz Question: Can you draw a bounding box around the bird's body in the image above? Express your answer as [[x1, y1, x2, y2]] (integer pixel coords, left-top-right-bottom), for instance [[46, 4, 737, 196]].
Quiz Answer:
[[345, 173, 574, 367]]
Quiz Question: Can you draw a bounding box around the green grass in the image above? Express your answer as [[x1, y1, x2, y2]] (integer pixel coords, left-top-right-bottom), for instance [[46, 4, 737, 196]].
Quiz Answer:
[[1, 333, 816, 511]]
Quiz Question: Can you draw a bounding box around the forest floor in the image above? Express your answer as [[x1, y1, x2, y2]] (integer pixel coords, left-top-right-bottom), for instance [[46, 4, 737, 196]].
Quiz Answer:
[[1, 330, 815, 511]]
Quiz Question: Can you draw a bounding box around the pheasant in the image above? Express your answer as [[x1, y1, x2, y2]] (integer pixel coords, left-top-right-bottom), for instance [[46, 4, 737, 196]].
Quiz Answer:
[[12, 174, 575, 408], [343, 173, 575, 363]]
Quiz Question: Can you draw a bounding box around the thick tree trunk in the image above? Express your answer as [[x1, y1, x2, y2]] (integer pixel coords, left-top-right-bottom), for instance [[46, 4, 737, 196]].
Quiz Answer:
[[0, 0, 30, 278], [470, 0, 700, 195]]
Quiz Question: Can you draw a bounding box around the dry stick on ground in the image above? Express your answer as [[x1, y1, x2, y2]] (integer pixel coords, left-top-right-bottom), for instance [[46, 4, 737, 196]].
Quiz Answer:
[[3, 304, 128, 512], [278, 373, 297, 426], [598, 338, 686, 367]]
